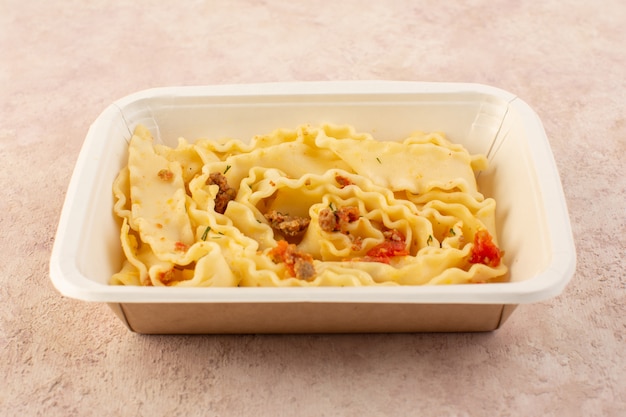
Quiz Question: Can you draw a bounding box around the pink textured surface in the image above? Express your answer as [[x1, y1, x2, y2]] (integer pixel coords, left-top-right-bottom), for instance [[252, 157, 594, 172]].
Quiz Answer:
[[1, 0, 624, 416]]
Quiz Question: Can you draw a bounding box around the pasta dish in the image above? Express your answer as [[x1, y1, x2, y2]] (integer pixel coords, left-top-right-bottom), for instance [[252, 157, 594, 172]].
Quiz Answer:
[[111, 124, 506, 287]]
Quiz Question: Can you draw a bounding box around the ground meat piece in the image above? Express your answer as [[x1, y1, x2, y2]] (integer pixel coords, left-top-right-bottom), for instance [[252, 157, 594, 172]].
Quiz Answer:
[[293, 257, 316, 280], [318, 205, 360, 233], [265, 210, 311, 237], [268, 240, 316, 280], [318, 207, 338, 232], [336, 206, 360, 227], [206, 172, 237, 214], [383, 229, 405, 242]]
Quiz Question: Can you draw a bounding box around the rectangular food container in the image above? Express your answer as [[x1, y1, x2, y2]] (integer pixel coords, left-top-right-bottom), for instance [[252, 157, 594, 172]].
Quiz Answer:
[[49, 81, 576, 333]]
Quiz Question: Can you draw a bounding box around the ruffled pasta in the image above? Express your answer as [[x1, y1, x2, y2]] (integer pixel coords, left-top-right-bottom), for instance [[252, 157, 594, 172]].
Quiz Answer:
[[111, 124, 506, 287]]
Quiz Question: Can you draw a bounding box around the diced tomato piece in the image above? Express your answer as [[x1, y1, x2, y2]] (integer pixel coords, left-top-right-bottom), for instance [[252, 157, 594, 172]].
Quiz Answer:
[[268, 240, 290, 264], [366, 240, 409, 258], [364, 237, 410, 264], [469, 229, 502, 267]]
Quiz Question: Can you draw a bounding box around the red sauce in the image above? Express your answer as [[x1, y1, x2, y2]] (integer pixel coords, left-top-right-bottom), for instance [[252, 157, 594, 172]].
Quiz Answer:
[[174, 241, 188, 252], [335, 175, 353, 188]]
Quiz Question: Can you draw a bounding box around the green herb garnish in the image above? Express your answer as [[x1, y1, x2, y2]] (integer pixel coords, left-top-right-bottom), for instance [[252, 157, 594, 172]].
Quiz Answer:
[[224, 165, 232, 174], [449, 228, 456, 236], [427, 235, 433, 245], [376, 157, 382, 164], [201, 226, 211, 241]]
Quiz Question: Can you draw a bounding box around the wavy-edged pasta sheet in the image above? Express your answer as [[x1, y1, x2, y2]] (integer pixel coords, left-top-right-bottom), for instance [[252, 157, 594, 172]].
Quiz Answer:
[[111, 124, 506, 287]]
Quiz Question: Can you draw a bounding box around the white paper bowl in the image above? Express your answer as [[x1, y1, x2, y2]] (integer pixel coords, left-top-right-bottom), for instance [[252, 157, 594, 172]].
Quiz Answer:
[[49, 81, 576, 333]]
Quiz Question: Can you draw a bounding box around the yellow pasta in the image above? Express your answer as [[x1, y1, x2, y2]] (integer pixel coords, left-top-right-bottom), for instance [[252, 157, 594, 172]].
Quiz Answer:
[[111, 124, 506, 287]]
